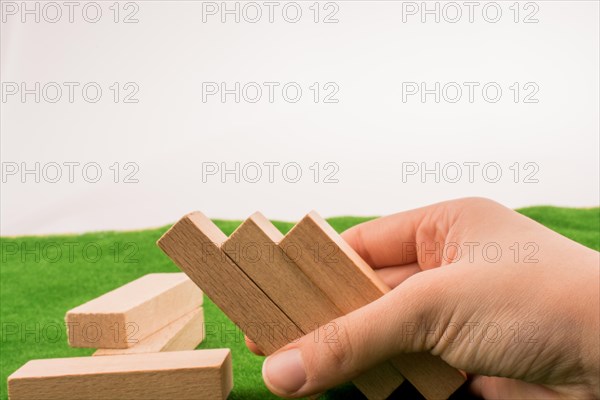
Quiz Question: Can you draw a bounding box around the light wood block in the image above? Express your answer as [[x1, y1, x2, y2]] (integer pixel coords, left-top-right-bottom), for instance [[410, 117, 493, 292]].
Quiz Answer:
[[7, 349, 233, 400], [223, 212, 404, 400], [66, 273, 203, 349], [280, 211, 466, 400], [157, 212, 303, 355], [223, 212, 341, 328], [94, 307, 204, 356], [280, 211, 389, 310]]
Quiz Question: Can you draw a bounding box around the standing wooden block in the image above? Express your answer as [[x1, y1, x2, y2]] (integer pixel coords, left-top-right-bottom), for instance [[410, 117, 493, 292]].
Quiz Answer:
[[94, 307, 205, 356], [7, 349, 233, 400], [66, 273, 203, 349], [223, 212, 405, 400], [280, 211, 466, 400], [157, 212, 303, 355]]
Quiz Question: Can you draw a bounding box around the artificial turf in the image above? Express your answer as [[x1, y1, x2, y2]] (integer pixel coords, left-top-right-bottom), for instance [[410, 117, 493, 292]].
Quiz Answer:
[[0, 207, 598, 399]]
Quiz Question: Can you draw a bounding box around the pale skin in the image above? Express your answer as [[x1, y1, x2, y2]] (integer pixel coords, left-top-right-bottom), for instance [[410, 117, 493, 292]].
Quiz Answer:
[[247, 198, 600, 399]]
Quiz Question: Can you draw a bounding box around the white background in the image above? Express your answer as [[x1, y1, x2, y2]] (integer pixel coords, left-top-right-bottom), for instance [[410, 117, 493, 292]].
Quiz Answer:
[[1, 0, 599, 236]]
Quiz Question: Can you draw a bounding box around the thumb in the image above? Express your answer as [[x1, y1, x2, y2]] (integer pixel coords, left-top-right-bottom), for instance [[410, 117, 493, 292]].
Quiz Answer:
[[261, 269, 453, 398]]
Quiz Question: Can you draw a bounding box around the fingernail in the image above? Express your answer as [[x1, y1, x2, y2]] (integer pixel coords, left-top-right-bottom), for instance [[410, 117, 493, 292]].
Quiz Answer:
[[263, 349, 307, 395]]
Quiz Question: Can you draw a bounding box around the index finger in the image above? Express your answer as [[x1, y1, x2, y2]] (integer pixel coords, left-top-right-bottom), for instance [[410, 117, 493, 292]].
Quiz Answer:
[[340, 201, 450, 268]]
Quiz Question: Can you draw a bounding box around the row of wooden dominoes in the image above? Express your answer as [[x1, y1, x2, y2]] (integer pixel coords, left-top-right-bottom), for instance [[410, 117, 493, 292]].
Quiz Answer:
[[7, 273, 233, 400], [158, 211, 467, 400]]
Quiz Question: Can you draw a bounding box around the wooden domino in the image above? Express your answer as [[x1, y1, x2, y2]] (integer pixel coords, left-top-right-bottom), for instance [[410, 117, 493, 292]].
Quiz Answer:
[[280, 211, 466, 400], [159, 211, 466, 400], [222, 212, 342, 329], [7, 349, 232, 400], [65, 273, 203, 349], [222, 212, 405, 399], [157, 212, 304, 355], [93, 307, 204, 356]]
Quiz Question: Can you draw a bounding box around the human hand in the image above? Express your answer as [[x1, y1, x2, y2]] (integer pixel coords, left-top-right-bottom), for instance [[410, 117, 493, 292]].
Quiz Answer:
[[255, 198, 600, 399]]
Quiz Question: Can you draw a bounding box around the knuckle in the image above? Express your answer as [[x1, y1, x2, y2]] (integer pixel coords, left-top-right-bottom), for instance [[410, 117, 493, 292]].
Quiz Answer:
[[460, 196, 500, 209]]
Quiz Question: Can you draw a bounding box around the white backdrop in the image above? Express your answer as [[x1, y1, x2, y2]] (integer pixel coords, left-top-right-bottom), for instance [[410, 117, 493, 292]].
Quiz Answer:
[[1, 0, 598, 235]]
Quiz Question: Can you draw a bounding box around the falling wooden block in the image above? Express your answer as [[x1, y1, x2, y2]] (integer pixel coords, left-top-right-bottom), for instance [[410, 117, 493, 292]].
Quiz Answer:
[[223, 212, 405, 400], [65, 273, 203, 349], [157, 212, 303, 355], [280, 211, 389, 309], [7, 349, 233, 400], [93, 307, 204, 356], [280, 211, 466, 400], [223, 212, 341, 329]]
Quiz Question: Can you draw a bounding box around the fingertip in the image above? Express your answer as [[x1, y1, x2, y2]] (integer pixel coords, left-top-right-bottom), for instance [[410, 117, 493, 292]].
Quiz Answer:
[[340, 224, 359, 248], [262, 349, 307, 397], [245, 335, 265, 356], [469, 375, 484, 398]]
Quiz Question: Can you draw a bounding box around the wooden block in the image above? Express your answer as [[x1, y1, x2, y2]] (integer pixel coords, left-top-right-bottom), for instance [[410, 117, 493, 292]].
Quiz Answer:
[[7, 349, 233, 400], [157, 212, 303, 355], [223, 212, 404, 400], [93, 307, 205, 356], [223, 212, 342, 328], [280, 211, 466, 400], [66, 273, 203, 349], [391, 352, 467, 400], [280, 211, 389, 310]]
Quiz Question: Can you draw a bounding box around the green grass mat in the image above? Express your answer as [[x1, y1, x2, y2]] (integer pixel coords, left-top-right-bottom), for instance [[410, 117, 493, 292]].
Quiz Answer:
[[1, 207, 598, 399]]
